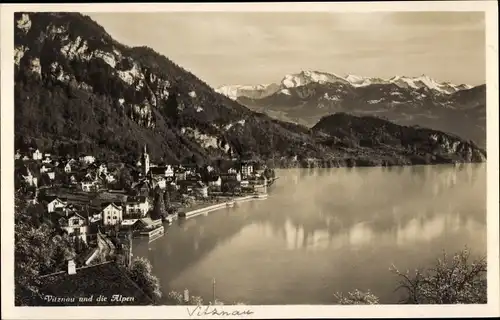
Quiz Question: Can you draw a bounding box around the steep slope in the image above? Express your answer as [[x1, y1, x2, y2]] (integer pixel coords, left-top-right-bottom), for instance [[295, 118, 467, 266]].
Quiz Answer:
[[14, 12, 329, 164]]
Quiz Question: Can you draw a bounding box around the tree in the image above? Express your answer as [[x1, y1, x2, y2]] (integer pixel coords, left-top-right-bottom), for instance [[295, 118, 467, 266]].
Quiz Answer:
[[118, 168, 133, 191], [127, 257, 162, 303], [390, 247, 487, 304], [333, 248, 487, 305], [163, 188, 171, 213], [14, 195, 76, 305], [263, 167, 276, 180], [151, 189, 165, 220]]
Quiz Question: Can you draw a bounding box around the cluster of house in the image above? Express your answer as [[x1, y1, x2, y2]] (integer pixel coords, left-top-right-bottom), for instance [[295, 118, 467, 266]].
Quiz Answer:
[[15, 147, 116, 191], [16, 146, 268, 196], [45, 194, 154, 244], [131, 145, 268, 197]]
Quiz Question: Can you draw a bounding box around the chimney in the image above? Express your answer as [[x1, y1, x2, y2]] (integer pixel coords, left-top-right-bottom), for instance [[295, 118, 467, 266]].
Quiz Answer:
[[67, 259, 76, 275]]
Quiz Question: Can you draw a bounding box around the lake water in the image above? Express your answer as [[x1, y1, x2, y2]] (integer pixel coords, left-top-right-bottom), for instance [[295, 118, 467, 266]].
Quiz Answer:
[[134, 164, 487, 305]]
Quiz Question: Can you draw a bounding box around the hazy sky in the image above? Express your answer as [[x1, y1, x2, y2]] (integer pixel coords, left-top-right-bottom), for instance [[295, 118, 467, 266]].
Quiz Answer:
[[88, 12, 485, 87]]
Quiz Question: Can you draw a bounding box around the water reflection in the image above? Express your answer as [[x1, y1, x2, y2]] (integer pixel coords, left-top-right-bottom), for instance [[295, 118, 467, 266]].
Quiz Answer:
[[134, 164, 486, 305]]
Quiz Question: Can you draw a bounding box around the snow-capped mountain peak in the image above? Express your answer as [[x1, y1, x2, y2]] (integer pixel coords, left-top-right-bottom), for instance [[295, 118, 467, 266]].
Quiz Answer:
[[216, 83, 280, 100], [215, 70, 473, 99], [281, 70, 348, 88]]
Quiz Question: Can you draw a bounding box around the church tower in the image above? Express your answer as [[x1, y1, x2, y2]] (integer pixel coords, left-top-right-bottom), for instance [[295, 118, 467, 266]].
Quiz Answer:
[[142, 145, 150, 176]]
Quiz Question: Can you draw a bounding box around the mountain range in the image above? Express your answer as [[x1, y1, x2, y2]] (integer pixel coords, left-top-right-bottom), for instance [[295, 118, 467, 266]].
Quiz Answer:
[[14, 12, 486, 168], [217, 70, 473, 99], [217, 70, 486, 148]]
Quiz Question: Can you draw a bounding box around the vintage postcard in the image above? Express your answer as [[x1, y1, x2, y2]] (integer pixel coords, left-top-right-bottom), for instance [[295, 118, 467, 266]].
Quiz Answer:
[[1, 1, 499, 319]]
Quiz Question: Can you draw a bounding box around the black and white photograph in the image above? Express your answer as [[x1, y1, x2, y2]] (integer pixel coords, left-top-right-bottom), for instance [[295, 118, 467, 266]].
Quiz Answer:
[[1, 1, 499, 319]]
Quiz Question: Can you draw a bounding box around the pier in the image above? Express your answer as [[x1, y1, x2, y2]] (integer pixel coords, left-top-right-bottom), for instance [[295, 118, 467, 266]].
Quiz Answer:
[[178, 193, 269, 219]]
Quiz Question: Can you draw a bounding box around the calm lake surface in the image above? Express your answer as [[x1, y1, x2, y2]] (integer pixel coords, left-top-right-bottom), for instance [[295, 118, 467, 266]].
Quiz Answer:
[[134, 164, 487, 305]]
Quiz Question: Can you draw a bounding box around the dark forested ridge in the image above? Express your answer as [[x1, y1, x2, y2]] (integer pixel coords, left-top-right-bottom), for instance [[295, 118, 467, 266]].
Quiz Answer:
[[14, 12, 486, 167], [311, 113, 486, 166]]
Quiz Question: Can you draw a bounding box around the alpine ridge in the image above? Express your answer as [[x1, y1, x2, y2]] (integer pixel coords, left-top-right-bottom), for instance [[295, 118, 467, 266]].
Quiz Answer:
[[220, 71, 486, 148], [216, 70, 473, 100]]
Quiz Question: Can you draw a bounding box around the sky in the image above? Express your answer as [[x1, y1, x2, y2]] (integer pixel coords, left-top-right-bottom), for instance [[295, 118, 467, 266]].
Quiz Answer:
[[87, 12, 486, 88]]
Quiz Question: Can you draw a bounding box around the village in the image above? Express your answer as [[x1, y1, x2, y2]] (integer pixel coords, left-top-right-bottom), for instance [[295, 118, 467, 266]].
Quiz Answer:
[[14, 144, 276, 268]]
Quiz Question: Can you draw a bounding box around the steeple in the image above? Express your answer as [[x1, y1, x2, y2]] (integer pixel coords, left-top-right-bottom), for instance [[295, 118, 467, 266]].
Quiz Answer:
[[142, 144, 150, 176]]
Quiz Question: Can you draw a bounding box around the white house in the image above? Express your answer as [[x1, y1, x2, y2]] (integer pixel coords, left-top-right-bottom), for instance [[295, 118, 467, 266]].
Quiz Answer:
[[154, 177, 167, 189], [47, 171, 55, 180], [32, 149, 43, 161], [81, 179, 98, 192], [241, 163, 254, 178], [165, 165, 174, 177], [61, 213, 88, 244], [105, 174, 116, 183], [208, 176, 222, 187], [227, 168, 242, 180], [240, 180, 250, 188], [22, 169, 38, 187], [97, 164, 107, 176], [64, 163, 72, 173], [79, 155, 95, 164], [101, 203, 123, 226], [176, 171, 187, 181], [206, 165, 215, 173], [125, 196, 150, 217], [47, 197, 67, 213]]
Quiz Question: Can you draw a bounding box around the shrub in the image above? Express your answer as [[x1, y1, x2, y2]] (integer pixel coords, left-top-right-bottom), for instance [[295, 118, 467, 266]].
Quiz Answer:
[[333, 289, 380, 305], [390, 247, 487, 304]]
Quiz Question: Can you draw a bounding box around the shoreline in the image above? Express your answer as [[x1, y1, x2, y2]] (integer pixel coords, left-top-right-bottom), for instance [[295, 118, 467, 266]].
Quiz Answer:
[[179, 193, 269, 219]]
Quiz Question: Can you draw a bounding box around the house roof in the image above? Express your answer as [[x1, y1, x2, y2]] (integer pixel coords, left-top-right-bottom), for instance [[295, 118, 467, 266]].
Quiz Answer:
[[81, 176, 95, 183], [67, 212, 86, 220], [139, 217, 162, 227], [150, 167, 167, 175], [195, 181, 207, 188], [121, 219, 140, 226], [58, 212, 86, 226], [47, 197, 66, 203], [126, 196, 147, 204], [177, 179, 198, 187], [36, 261, 154, 306], [207, 175, 221, 181], [101, 202, 122, 210]]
